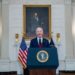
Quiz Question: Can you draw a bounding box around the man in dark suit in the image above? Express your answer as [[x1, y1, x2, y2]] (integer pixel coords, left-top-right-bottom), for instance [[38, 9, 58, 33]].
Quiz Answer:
[[30, 27, 50, 48], [25, 27, 55, 75]]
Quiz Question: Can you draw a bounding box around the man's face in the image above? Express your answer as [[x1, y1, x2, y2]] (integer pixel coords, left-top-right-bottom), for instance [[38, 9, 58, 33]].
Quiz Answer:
[[36, 28, 43, 38]]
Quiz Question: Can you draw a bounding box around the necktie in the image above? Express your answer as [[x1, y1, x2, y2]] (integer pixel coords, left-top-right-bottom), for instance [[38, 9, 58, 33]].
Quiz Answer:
[[39, 38, 41, 45], [38, 38, 43, 48]]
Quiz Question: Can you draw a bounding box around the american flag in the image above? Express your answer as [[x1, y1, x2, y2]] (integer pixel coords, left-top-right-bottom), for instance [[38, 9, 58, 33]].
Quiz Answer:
[[18, 38, 28, 69]]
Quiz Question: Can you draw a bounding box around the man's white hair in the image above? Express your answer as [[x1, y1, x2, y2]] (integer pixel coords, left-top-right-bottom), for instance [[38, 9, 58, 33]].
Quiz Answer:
[[36, 27, 43, 32]]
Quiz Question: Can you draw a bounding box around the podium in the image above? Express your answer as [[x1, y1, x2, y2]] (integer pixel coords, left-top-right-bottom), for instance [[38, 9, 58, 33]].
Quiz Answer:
[[27, 47, 59, 75]]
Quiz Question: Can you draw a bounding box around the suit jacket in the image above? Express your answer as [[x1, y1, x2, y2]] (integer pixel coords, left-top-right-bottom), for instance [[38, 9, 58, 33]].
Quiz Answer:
[[29, 37, 50, 48]]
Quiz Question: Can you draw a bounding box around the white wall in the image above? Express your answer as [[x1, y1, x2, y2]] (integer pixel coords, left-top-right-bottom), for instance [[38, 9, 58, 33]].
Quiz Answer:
[[0, 0, 2, 57], [65, 3, 74, 59], [8, 0, 66, 61], [1, 0, 9, 59], [8, 0, 67, 74], [0, 0, 75, 74], [72, 2, 75, 57]]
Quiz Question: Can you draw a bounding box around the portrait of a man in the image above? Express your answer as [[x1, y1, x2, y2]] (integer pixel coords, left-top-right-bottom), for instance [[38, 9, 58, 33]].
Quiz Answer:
[[30, 12, 40, 35], [23, 5, 51, 39]]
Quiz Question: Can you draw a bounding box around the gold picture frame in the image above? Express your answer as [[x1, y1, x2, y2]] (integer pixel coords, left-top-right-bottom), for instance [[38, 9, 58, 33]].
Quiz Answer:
[[23, 5, 51, 39]]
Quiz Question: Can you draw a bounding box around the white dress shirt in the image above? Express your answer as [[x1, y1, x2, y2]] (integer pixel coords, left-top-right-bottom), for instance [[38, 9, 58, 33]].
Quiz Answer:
[[37, 37, 43, 44]]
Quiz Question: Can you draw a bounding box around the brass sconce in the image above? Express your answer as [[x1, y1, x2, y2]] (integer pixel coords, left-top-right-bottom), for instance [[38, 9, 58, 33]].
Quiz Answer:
[[15, 33, 19, 43], [56, 33, 60, 44]]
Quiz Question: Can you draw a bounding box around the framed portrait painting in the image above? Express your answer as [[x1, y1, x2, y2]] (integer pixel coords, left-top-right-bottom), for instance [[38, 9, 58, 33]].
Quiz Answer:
[[23, 5, 51, 39]]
